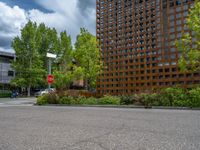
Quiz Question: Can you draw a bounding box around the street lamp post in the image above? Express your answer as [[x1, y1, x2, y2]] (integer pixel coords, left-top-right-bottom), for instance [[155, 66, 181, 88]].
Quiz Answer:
[[46, 53, 57, 90]]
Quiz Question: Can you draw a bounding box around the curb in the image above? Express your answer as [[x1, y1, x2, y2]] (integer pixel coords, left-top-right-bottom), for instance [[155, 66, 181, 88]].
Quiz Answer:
[[34, 104, 200, 110]]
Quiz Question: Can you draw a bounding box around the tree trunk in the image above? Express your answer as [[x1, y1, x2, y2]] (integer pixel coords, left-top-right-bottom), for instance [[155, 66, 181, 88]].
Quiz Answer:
[[87, 79, 90, 91], [27, 85, 31, 97], [84, 79, 88, 91], [85, 60, 90, 91]]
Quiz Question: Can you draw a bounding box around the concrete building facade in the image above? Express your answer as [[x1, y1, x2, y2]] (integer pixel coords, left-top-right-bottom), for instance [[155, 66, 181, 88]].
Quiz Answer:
[[0, 51, 15, 90], [96, 0, 198, 95]]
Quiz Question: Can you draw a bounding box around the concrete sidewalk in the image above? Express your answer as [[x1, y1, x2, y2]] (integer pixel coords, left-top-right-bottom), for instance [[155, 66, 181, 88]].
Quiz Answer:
[[0, 97, 36, 106]]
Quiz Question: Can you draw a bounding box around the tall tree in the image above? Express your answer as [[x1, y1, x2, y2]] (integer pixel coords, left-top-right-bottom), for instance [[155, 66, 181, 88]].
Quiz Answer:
[[53, 31, 75, 90], [12, 21, 45, 96], [74, 28, 102, 90], [57, 31, 73, 71], [36, 23, 60, 69], [12, 21, 62, 96], [176, 1, 200, 71]]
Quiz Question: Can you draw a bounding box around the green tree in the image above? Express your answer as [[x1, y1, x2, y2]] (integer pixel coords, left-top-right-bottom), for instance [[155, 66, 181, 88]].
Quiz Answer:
[[12, 21, 62, 96], [53, 71, 74, 90], [56, 31, 73, 71], [53, 31, 78, 90], [11, 21, 45, 96], [36, 23, 60, 70], [176, 1, 200, 71], [74, 28, 102, 90]]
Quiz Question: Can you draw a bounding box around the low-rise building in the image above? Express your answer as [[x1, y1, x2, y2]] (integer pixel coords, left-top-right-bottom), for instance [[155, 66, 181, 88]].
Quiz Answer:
[[0, 50, 15, 90]]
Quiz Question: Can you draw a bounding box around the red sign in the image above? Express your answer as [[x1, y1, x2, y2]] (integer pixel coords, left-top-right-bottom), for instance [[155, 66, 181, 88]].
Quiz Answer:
[[47, 75, 54, 84]]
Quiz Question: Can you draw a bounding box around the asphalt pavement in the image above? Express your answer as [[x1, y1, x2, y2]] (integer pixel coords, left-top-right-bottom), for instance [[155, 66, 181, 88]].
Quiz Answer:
[[0, 98, 199, 150]]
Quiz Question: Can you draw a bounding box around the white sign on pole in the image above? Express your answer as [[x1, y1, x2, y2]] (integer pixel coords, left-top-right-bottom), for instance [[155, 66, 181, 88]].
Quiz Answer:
[[47, 53, 57, 59]]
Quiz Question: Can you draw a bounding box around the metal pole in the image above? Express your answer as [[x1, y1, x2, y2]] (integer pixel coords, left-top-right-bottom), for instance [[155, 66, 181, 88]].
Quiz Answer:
[[13, 54, 16, 78], [48, 58, 52, 90]]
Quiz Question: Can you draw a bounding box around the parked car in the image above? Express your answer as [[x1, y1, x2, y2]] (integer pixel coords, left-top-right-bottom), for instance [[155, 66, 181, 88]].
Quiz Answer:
[[34, 88, 55, 97]]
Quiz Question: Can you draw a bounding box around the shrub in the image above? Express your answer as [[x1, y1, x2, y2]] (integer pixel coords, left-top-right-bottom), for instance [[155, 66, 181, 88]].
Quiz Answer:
[[98, 95, 120, 105], [37, 93, 59, 105], [188, 87, 200, 107], [132, 88, 189, 107], [172, 98, 190, 107], [132, 94, 144, 105], [0, 92, 12, 98], [47, 92, 59, 104], [70, 98, 80, 105], [59, 96, 74, 104], [141, 93, 160, 106], [120, 95, 134, 105], [147, 93, 160, 106], [37, 87, 200, 107], [79, 97, 98, 105], [159, 87, 187, 106], [37, 94, 48, 105]]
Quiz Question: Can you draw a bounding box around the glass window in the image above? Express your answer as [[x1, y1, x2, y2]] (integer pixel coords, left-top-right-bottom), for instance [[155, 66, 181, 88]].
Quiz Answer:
[[177, 26, 182, 31], [169, 15, 174, 20], [183, 5, 188, 10], [170, 27, 175, 32], [183, 11, 188, 17], [8, 71, 14, 77], [176, 13, 181, 19], [170, 34, 175, 39], [170, 47, 176, 52], [176, 20, 181, 25], [176, 7, 181, 12]]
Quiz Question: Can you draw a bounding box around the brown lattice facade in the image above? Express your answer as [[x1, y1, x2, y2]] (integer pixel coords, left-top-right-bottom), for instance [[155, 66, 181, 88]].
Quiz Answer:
[[96, 0, 199, 95]]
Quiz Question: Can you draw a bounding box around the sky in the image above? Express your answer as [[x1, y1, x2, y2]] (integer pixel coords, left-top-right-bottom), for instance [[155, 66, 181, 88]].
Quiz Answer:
[[0, 0, 96, 53]]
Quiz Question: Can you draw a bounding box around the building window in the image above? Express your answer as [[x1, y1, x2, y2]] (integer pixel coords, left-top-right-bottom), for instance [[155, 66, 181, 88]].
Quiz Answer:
[[8, 71, 14, 77]]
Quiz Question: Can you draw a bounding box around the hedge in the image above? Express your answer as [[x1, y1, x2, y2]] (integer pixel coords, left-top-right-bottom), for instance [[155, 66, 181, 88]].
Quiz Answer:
[[37, 87, 200, 107]]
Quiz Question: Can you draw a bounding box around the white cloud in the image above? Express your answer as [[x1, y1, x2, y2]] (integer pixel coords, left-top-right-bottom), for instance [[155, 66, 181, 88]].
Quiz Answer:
[[28, 8, 80, 43], [0, 2, 27, 33], [32, 0, 96, 42], [0, 0, 96, 52], [0, 2, 27, 52]]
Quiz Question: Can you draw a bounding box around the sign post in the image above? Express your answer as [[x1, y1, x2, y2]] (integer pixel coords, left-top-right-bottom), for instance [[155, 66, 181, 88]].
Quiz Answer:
[[47, 74, 54, 84], [46, 53, 57, 90]]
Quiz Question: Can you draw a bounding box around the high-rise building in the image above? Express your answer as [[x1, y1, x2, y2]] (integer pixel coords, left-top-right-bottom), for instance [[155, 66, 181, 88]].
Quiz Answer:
[[96, 0, 198, 95]]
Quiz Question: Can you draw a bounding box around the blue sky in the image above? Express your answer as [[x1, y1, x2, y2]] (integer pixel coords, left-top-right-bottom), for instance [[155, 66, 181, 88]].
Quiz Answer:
[[0, 0, 96, 52]]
